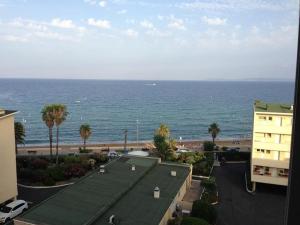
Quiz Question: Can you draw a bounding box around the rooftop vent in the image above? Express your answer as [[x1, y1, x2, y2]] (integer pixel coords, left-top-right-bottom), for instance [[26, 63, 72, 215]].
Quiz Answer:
[[109, 215, 118, 225], [99, 165, 105, 174], [131, 164, 136, 171], [171, 171, 177, 177], [154, 187, 160, 199]]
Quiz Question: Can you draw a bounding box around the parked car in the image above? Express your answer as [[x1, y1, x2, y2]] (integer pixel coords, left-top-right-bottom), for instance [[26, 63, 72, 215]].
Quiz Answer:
[[0, 200, 28, 224], [107, 151, 120, 158], [175, 148, 192, 155], [226, 147, 240, 152]]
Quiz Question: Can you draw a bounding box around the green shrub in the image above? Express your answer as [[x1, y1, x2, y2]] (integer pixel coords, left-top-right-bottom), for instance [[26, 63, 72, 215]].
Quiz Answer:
[[221, 146, 228, 151], [218, 151, 250, 161], [47, 166, 65, 181], [177, 152, 205, 164], [204, 152, 214, 167], [201, 177, 216, 193], [43, 176, 56, 186], [63, 155, 81, 164], [31, 169, 47, 183], [99, 154, 109, 163], [167, 217, 182, 225], [64, 164, 86, 178], [18, 168, 34, 179], [191, 200, 217, 224], [79, 147, 93, 153], [31, 158, 49, 170], [203, 141, 215, 151], [192, 161, 210, 176], [181, 217, 210, 225]]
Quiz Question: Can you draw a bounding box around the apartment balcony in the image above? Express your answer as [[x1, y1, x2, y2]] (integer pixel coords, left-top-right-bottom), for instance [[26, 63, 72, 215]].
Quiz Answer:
[[254, 124, 292, 135], [251, 174, 288, 186], [253, 141, 291, 152], [252, 158, 289, 169]]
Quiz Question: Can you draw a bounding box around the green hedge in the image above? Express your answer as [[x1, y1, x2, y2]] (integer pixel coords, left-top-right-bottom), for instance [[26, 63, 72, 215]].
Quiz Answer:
[[191, 200, 217, 224], [203, 141, 215, 151], [218, 151, 250, 161], [181, 217, 210, 225]]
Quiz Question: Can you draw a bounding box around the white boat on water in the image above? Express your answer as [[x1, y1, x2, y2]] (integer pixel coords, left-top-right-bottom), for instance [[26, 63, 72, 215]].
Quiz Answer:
[[145, 83, 157, 86]]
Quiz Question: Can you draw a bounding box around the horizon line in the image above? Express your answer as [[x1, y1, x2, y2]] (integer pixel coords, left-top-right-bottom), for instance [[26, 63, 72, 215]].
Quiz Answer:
[[0, 77, 295, 82]]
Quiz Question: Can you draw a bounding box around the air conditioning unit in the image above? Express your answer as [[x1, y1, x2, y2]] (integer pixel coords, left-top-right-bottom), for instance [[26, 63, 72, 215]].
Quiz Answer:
[[154, 187, 160, 199], [99, 165, 105, 174], [131, 165, 136, 171], [171, 171, 176, 177]]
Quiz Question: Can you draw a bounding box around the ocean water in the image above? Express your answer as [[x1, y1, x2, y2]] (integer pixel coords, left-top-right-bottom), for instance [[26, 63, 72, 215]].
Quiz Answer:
[[0, 79, 295, 145]]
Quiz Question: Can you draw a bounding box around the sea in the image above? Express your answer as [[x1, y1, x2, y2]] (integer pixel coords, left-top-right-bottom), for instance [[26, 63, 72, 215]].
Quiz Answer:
[[0, 79, 295, 146]]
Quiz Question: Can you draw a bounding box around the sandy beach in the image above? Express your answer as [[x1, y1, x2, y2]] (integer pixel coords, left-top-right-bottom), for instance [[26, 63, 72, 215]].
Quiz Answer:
[[18, 138, 252, 155]]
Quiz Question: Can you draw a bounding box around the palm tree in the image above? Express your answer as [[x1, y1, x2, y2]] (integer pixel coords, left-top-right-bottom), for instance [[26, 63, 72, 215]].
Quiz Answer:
[[52, 104, 68, 165], [208, 123, 220, 144], [14, 122, 25, 154], [41, 105, 55, 160], [155, 124, 170, 139], [80, 124, 92, 150]]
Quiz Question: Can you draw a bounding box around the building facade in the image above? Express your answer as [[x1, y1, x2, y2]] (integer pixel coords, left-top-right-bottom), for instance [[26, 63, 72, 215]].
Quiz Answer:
[[251, 100, 293, 189], [0, 109, 18, 205]]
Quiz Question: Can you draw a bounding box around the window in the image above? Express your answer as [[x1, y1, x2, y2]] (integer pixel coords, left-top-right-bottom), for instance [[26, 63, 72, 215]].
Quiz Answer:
[[259, 116, 267, 120], [264, 133, 272, 138], [266, 150, 271, 154], [269, 116, 273, 121]]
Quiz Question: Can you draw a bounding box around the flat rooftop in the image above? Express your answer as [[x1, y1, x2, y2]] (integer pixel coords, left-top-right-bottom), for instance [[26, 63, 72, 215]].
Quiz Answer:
[[17, 156, 190, 225], [0, 109, 17, 118], [254, 100, 293, 114]]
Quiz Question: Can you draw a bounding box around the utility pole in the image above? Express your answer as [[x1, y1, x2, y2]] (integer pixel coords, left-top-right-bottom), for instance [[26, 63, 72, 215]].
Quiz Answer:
[[136, 119, 139, 147], [124, 129, 128, 153]]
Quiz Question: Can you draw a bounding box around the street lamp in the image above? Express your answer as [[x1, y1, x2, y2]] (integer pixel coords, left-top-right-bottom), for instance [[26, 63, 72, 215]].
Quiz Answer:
[[136, 119, 139, 147]]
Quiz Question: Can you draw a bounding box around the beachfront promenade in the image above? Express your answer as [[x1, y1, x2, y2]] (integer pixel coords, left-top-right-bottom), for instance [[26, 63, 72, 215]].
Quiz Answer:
[[18, 139, 251, 156]]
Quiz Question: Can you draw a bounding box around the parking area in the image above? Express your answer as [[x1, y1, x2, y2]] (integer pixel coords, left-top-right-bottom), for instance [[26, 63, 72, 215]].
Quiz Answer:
[[17, 185, 66, 207], [1, 185, 66, 225], [214, 163, 287, 225]]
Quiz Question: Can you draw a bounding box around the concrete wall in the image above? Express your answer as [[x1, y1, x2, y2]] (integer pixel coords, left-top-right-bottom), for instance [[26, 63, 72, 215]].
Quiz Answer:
[[0, 114, 18, 204]]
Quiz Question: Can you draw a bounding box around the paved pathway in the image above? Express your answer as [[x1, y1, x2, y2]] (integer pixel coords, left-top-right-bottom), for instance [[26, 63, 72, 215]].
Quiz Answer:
[[214, 163, 286, 225]]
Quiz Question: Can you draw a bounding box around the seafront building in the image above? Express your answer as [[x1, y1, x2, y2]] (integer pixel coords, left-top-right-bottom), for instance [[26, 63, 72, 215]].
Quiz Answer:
[[15, 156, 192, 225], [0, 108, 18, 205], [251, 100, 293, 189]]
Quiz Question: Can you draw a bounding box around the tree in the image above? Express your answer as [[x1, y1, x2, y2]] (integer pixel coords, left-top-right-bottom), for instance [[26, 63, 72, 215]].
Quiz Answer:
[[208, 123, 220, 144], [41, 105, 55, 160], [153, 124, 175, 161], [201, 177, 217, 193], [14, 122, 25, 154], [203, 141, 215, 151], [191, 200, 217, 224], [80, 124, 92, 150], [181, 217, 210, 225], [154, 134, 172, 160], [52, 104, 68, 165], [155, 124, 170, 138]]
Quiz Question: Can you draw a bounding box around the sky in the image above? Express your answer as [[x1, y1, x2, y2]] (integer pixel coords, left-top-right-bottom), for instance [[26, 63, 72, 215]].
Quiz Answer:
[[0, 0, 299, 81]]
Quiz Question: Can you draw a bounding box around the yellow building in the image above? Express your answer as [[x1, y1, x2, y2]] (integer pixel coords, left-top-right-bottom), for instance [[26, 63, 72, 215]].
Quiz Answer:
[[0, 108, 18, 205], [251, 100, 293, 189]]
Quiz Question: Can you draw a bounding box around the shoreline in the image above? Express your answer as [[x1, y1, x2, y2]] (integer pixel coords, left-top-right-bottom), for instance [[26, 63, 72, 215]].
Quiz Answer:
[[18, 138, 252, 155]]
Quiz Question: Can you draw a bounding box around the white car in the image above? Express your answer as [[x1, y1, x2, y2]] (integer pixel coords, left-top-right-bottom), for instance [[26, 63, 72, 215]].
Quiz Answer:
[[0, 200, 28, 224], [107, 151, 120, 158]]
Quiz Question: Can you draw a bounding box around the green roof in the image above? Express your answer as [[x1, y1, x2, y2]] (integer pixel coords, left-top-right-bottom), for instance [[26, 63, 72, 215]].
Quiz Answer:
[[19, 156, 190, 225], [254, 100, 293, 114]]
